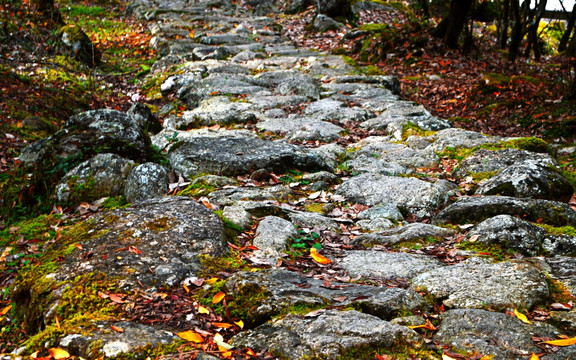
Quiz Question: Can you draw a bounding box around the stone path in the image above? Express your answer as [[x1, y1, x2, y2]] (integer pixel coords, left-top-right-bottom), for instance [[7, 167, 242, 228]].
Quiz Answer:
[[9, 0, 576, 359]]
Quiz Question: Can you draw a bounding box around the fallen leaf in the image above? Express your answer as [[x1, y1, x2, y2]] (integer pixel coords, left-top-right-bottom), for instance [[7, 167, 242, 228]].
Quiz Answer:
[[47, 348, 70, 359], [212, 291, 226, 304], [551, 303, 572, 310], [111, 325, 124, 333], [183, 283, 189, 293], [407, 319, 436, 330], [1, 305, 12, 315], [468, 234, 479, 243], [55, 316, 60, 330], [109, 294, 125, 303], [213, 322, 233, 328], [530, 353, 540, 360], [30, 350, 40, 359], [234, 320, 244, 329], [176, 330, 204, 343], [310, 247, 331, 264], [540, 336, 576, 346], [442, 354, 457, 360], [514, 308, 531, 324], [214, 333, 234, 350], [245, 348, 256, 356], [198, 305, 210, 314]]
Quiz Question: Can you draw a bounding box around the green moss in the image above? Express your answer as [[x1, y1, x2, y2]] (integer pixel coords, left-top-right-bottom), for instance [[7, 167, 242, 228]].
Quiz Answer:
[[470, 171, 498, 181], [534, 224, 576, 236], [457, 242, 515, 261], [213, 210, 245, 241], [547, 277, 575, 304], [101, 195, 128, 210], [177, 180, 217, 197], [401, 122, 436, 140], [303, 203, 329, 214]]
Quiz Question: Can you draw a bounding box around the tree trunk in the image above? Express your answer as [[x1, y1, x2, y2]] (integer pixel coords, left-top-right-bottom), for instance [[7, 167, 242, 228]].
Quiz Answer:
[[500, 0, 510, 49], [559, 4, 576, 52], [508, 0, 523, 61], [440, 0, 474, 48], [524, 0, 547, 60]]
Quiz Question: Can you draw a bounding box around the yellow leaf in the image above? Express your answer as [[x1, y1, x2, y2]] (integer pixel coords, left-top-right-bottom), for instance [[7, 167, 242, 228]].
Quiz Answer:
[[310, 248, 331, 264], [30, 351, 40, 359], [530, 353, 540, 360], [183, 283, 189, 293], [48, 348, 70, 359], [540, 336, 576, 346], [205, 278, 219, 284], [189, 30, 195, 38], [176, 330, 204, 343], [214, 333, 234, 350], [514, 308, 531, 324], [212, 291, 226, 304], [213, 322, 233, 328], [442, 355, 457, 360], [198, 305, 210, 314], [234, 319, 244, 329]]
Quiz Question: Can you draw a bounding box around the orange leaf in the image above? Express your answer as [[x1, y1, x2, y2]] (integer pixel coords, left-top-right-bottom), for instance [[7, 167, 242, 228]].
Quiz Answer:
[[176, 330, 204, 343], [111, 325, 124, 333], [47, 348, 70, 359], [183, 282, 189, 293], [310, 248, 331, 264], [109, 294, 125, 303], [246, 348, 256, 356], [189, 30, 195, 38], [212, 292, 226, 304], [514, 308, 531, 324], [213, 322, 233, 328], [531, 353, 540, 360], [55, 316, 60, 330], [540, 336, 576, 346], [1, 305, 11, 315]]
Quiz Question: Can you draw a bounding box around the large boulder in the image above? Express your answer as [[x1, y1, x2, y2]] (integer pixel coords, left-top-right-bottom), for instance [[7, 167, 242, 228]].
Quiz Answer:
[[232, 310, 422, 359], [124, 162, 170, 203], [476, 160, 573, 202], [410, 258, 549, 310], [56, 153, 135, 204], [167, 134, 330, 178], [58, 24, 101, 67], [336, 173, 450, 218], [11, 197, 227, 333], [432, 196, 576, 227]]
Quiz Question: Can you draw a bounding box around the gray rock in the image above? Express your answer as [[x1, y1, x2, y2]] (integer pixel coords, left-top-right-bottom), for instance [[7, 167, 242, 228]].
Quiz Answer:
[[352, 223, 457, 246], [424, 128, 502, 153], [543, 234, 576, 257], [225, 269, 429, 325], [20, 109, 154, 169], [11, 197, 227, 333], [248, 94, 308, 109], [465, 215, 547, 256], [127, 102, 162, 135], [336, 174, 449, 218], [346, 154, 409, 175], [476, 160, 574, 202], [358, 204, 404, 222], [411, 259, 549, 310], [58, 24, 101, 67], [56, 153, 135, 204], [301, 171, 341, 185], [57, 321, 175, 359], [541, 257, 576, 295], [124, 162, 170, 203], [311, 143, 345, 170], [251, 216, 297, 264], [434, 309, 560, 359], [317, 0, 352, 17], [276, 75, 320, 99], [340, 250, 444, 282], [432, 196, 576, 227], [360, 102, 450, 133], [208, 185, 293, 206], [232, 310, 422, 360], [454, 148, 557, 180], [165, 96, 256, 130], [304, 98, 371, 123], [257, 115, 344, 142], [353, 138, 439, 169], [311, 14, 343, 32], [167, 134, 330, 178]]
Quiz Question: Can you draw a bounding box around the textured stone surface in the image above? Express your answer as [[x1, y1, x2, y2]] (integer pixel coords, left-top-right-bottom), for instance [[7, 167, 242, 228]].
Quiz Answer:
[[476, 160, 573, 202], [411, 258, 549, 310], [232, 310, 422, 359], [433, 196, 576, 227], [434, 309, 560, 359], [167, 134, 329, 177], [250, 216, 297, 264], [56, 153, 135, 204], [124, 162, 170, 203], [336, 174, 449, 218], [339, 250, 444, 282]]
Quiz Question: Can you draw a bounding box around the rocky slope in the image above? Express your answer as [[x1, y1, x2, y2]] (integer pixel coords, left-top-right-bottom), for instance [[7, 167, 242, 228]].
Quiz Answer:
[[4, 0, 576, 359]]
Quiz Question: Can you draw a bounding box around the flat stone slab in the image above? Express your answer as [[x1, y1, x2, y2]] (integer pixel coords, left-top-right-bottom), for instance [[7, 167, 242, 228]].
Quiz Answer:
[[339, 250, 445, 282], [232, 310, 423, 360], [352, 223, 457, 246], [434, 309, 560, 360], [410, 258, 549, 310], [257, 115, 345, 142], [432, 195, 576, 227], [336, 173, 449, 218], [225, 268, 430, 325], [167, 134, 330, 177]]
